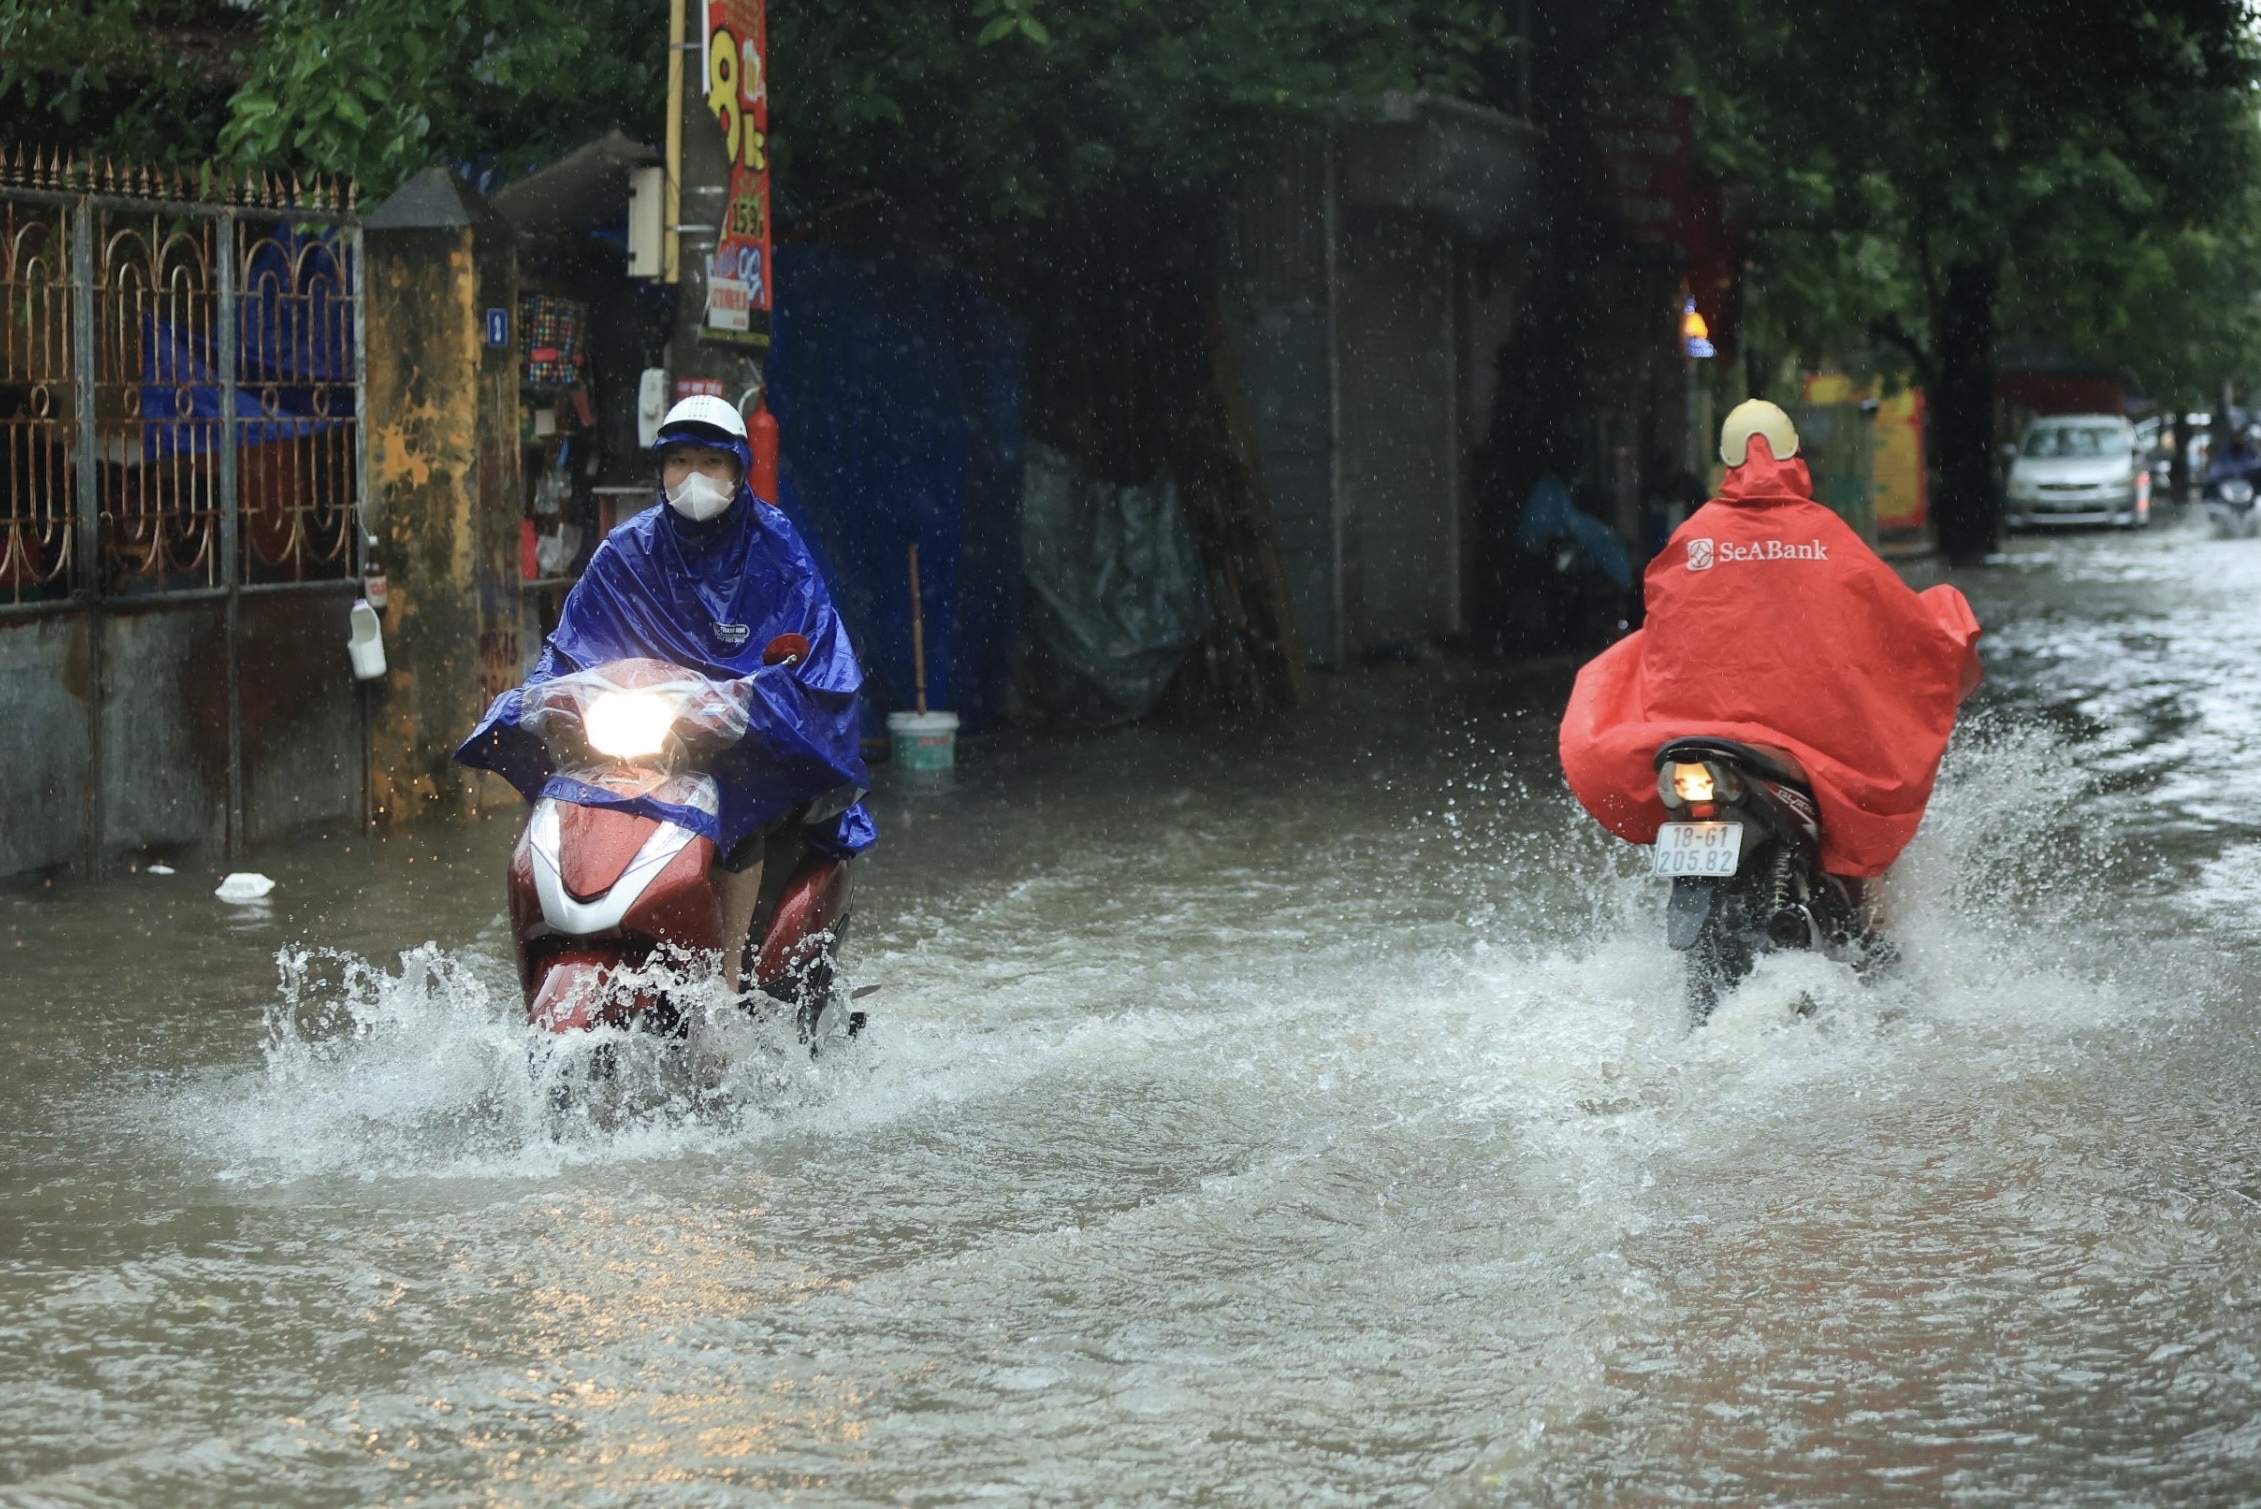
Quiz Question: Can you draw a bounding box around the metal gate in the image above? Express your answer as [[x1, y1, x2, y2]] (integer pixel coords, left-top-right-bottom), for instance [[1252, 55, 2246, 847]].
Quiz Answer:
[[0, 154, 366, 880]]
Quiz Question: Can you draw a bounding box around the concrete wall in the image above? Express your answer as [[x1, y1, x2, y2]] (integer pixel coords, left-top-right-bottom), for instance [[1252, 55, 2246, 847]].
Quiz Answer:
[[0, 615, 95, 879], [0, 592, 363, 883], [363, 171, 522, 824], [240, 590, 365, 842], [97, 604, 228, 856]]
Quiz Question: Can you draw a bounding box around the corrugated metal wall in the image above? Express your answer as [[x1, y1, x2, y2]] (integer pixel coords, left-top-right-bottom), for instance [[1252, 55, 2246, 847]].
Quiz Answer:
[[1226, 140, 1477, 665], [1335, 206, 1461, 652]]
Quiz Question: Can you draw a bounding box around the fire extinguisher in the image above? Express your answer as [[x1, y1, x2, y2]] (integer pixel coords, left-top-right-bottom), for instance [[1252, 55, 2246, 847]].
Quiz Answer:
[[742, 390, 780, 505]]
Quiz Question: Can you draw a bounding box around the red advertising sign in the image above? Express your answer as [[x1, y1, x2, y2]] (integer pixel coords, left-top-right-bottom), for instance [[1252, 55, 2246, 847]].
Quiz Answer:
[[1587, 96, 1692, 246], [703, 0, 770, 346]]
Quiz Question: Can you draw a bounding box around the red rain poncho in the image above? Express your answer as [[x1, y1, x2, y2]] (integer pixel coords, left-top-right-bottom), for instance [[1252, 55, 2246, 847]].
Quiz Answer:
[[1558, 440, 1981, 877]]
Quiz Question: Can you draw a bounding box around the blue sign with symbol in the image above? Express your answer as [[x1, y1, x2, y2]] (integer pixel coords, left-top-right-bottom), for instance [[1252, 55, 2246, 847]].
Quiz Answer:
[[485, 308, 508, 349]]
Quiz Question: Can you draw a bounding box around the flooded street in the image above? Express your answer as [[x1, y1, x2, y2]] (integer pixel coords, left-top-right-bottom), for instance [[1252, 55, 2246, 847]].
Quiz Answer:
[[11, 514, 2261, 1503]]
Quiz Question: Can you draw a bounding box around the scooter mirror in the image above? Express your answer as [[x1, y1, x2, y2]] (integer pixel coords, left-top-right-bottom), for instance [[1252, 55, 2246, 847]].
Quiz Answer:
[[762, 633, 811, 668]]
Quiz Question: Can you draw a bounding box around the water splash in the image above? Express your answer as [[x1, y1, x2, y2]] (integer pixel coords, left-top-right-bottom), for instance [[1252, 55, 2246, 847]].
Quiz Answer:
[[167, 702, 2189, 1200], [178, 940, 907, 1183]]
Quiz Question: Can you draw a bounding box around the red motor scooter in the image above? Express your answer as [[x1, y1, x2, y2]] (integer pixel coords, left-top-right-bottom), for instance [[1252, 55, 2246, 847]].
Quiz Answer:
[[506, 648, 856, 1043]]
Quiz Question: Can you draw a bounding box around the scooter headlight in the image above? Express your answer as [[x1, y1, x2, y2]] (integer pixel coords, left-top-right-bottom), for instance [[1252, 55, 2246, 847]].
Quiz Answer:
[[2222, 477, 2255, 506], [583, 690, 678, 760]]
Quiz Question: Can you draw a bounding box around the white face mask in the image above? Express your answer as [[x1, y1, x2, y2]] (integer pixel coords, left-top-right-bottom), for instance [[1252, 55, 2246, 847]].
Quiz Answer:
[[665, 471, 735, 523]]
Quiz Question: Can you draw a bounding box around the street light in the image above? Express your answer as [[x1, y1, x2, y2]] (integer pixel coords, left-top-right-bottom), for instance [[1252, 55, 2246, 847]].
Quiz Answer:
[[1683, 296, 1715, 474], [1682, 299, 1716, 361]]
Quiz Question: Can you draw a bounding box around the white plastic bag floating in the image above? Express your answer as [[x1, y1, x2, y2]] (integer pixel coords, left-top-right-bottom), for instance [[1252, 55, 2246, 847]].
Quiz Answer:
[[214, 872, 276, 903]]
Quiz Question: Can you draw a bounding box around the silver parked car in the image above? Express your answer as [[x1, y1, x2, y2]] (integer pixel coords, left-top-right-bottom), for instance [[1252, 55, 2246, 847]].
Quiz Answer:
[[2005, 414, 2150, 529]]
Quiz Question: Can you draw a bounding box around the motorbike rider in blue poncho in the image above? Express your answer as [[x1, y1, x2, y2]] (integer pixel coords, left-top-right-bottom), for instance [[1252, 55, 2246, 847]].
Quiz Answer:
[[456, 395, 875, 991]]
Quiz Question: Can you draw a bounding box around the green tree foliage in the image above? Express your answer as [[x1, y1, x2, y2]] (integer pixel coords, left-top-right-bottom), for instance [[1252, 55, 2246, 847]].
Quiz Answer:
[[1, 0, 665, 189], [1677, 0, 2261, 555], [769, 0, 1518, 229], [1684, 0, 2257, 368], [4, 0, 1515, 218], [0, 0, 244, 163], [2017, 219, 2261, 411], [216, 0, 604, 190]]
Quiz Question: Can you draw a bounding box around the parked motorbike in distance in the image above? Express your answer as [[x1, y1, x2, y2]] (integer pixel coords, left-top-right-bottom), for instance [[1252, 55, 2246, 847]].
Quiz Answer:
[[2206, 473, 2261, 538], [2203, 431, 2261, 537], [1649, 737, 1873, 1021], [509, 649, 855, 1053]]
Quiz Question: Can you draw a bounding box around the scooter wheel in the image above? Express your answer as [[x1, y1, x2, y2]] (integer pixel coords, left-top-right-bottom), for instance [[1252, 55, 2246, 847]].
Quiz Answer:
[[1686, 922, 1754, 1025]]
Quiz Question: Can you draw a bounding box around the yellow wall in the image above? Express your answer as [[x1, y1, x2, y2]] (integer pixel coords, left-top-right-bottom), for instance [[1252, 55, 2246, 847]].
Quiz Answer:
[[364, 225, 522, 823], [1802, 375, 1928, 533]]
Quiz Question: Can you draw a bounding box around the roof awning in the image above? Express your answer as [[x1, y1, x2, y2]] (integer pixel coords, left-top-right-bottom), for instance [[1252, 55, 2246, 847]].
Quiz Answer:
[[489, 131, 661, 240]]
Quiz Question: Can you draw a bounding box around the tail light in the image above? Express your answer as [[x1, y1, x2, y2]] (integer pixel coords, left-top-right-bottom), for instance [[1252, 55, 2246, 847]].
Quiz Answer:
[[1658, 759, 1744, 810], [1669, 763, 1715, 804]]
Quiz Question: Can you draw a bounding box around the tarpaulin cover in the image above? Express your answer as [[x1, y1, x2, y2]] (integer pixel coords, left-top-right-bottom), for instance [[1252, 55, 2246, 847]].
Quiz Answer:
[[455, 489, 875, 858], [1020, 440, 1210, 725], [763, 245, 1024, 734], [140, 228, 355, 457], [1558, 440, 1981, 877]]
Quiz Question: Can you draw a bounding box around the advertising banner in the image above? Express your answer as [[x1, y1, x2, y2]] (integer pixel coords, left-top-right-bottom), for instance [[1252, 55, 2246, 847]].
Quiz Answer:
[[1587, 96, 1692, 247], [702, 0, 770, 347]]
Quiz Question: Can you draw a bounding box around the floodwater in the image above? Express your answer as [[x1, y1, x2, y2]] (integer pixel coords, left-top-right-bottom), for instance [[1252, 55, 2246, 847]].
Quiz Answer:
[[9, 515, 2261, 1503]]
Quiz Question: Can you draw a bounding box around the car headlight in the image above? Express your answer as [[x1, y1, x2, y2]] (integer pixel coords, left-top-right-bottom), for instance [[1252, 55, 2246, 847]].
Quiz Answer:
[[2007, 476, 2038, 500], [583, 690, 678, 759]]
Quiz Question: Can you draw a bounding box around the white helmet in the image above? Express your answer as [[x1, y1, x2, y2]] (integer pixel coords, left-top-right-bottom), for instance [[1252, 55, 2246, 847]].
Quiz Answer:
[[652, 394, 751, 523], [1720, 399, 1800, 467], [655, 394, 748, 445]]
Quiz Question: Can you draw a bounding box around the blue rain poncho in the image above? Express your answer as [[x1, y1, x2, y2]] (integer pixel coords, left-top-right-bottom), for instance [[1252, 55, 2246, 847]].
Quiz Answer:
[[455, 486, 876, 859], [1517, 473, 1634, 588]]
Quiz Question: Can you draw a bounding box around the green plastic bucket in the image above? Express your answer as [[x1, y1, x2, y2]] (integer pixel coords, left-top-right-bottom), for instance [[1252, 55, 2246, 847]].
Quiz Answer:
[[887, 710, 959, 773]]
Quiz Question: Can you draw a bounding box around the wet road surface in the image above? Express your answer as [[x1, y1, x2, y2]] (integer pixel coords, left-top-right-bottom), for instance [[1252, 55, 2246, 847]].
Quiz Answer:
[[9, 513, 2261, 1502]]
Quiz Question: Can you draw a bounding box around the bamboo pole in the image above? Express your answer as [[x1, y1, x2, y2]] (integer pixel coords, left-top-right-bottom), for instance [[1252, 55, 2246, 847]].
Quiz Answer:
[[908, 543, 928, 715]]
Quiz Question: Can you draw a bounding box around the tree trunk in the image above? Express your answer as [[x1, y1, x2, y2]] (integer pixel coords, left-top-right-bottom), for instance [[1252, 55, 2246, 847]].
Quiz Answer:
[[1932, 260, 2001, 565]]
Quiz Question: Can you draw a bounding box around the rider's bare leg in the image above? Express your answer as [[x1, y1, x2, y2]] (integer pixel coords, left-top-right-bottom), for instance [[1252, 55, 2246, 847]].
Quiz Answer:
[[1858, 868, 1894, 933], [718, 845, 765, 993]]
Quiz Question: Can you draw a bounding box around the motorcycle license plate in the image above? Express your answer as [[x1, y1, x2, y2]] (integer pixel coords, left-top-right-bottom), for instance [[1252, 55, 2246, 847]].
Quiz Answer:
[[1652, 822, 1743, 878]]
